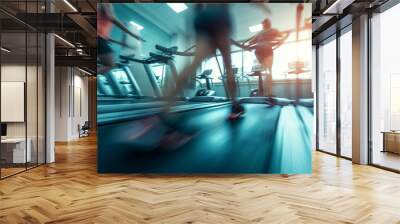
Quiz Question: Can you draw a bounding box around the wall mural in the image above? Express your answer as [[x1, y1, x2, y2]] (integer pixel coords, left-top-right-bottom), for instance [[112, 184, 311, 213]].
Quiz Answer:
[[97, 3, 313, 174]]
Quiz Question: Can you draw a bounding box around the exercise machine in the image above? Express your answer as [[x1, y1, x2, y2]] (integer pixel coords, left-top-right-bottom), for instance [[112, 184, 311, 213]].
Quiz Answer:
[[247, 64, 268, 97], [119, 53, 171, 98], [97, 57, 144, 98], [195, 69, 216, 96], [154, 44, 227, 102], [218, 67, 242, 97]]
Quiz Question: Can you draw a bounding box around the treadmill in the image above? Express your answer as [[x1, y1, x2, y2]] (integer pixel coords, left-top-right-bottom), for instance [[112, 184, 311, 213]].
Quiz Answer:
[[98, 52, 229, 126], [153, 44, 229, 103]]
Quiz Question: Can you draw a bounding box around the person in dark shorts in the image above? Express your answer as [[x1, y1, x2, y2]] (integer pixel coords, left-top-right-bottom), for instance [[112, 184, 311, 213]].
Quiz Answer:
[[245, 18, 289, 96], [98, 36, 113, 56], [164, 3, 244, 118]]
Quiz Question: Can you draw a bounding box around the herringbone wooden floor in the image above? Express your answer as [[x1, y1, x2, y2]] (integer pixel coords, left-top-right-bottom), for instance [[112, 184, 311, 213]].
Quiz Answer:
[[1, 135, 400, 224]]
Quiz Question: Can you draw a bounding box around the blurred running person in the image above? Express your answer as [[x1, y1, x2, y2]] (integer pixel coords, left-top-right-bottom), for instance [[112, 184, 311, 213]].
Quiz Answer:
[[97, 4, 144, 74], [164, 3, 244, 119], [239, 18, 289, 96]]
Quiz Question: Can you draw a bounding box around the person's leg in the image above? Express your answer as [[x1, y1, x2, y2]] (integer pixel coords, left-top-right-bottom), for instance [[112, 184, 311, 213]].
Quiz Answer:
[[255, 49, 269, 96], [217, 36, 236, 101], [267, 55, 274, 96], [164, 37, 213, 112], [217, 34, 245, 117], [265, 69, 272, 96], [260, 56, 273, 96], [98, 53, 115, 74], [98, 37, 115, 74]]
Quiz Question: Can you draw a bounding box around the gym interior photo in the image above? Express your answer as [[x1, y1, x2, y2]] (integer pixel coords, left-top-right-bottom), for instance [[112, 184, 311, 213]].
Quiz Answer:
[[97, 3, 313, 174], [1, 0, 400, 223]]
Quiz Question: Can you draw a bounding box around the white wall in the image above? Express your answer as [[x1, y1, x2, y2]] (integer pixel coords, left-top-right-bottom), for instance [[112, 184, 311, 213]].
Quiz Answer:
[[1, 65, 37, 137], [1, 64, 26, 81], [1, 65, 27, 141], [55, 67, 89, 141], [55, 67, 69, 141], [1, 82, 25, 122], [1, 64, 46, 164], [1, 65, 26, 138], [71, 73, 89, 138], [312, 45, 316, 150]]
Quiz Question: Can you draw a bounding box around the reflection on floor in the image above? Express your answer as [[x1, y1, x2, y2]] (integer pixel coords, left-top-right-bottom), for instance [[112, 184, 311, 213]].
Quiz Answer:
[[373, 151, 400, 171], [0, 162, 43, 178], [0, 167, 25, 178]]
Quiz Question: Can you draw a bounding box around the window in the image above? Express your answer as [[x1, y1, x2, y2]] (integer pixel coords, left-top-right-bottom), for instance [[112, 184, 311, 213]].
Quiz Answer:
[[201, 33, 312, 82], [340, 29, 352, 158], [151, 64, 165, 86], [0, 1, 47, 179], [317, 36, 337, 154], [243, 50, 260, 78], [371, 3, 400, 171], [273, 31, 312, 80], [231, 51, 242, 74], [202, 56, 224, 83], [112, 69, 130, 84]]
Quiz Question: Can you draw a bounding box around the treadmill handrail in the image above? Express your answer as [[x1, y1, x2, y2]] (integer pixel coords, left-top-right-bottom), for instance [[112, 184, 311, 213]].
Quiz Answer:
[[155, 44, 195, 57]]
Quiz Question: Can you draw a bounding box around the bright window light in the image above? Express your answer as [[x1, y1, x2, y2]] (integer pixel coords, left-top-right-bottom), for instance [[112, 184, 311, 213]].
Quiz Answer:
[[249, 24, 263, 33], [167, 3, 188, 13], [130, 21, 144, 31], [63, 0, 78, 12]]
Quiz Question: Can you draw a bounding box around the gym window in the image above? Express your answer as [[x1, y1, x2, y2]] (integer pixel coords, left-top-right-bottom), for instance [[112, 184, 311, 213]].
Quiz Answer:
[[200, 45, 312, 84], [151, 64, 166, 86]]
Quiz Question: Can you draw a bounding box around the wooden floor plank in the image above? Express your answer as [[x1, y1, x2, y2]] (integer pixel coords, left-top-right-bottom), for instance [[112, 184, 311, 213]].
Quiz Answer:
[[1, 135, 400, 223]]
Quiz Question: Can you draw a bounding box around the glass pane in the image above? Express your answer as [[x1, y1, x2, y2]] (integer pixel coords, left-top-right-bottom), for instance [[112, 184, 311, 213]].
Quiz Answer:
[[340, 30, 352, 158], [273, 33, 312, 80], [231, 51, 242, 74], [113, 69, 130, 83], [202, 56, 224, 83], [27, 31, 38, 168], [151, 64, 165, 85], [1, 31, 27, 177], [317, 37, 337, 154], [38, 33, 45, 165], [371, 4, 400, 171], [243, 50, 259, 81]]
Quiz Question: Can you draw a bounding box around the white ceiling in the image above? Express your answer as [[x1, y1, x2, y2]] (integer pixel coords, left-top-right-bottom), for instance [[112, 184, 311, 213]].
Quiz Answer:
[[127, 3, 191, 36], [127, 3, 312, 41]]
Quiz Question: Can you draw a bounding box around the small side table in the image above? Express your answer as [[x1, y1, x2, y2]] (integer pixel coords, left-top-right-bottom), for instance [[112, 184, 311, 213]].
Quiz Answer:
[[381, 131, 400, 154]]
